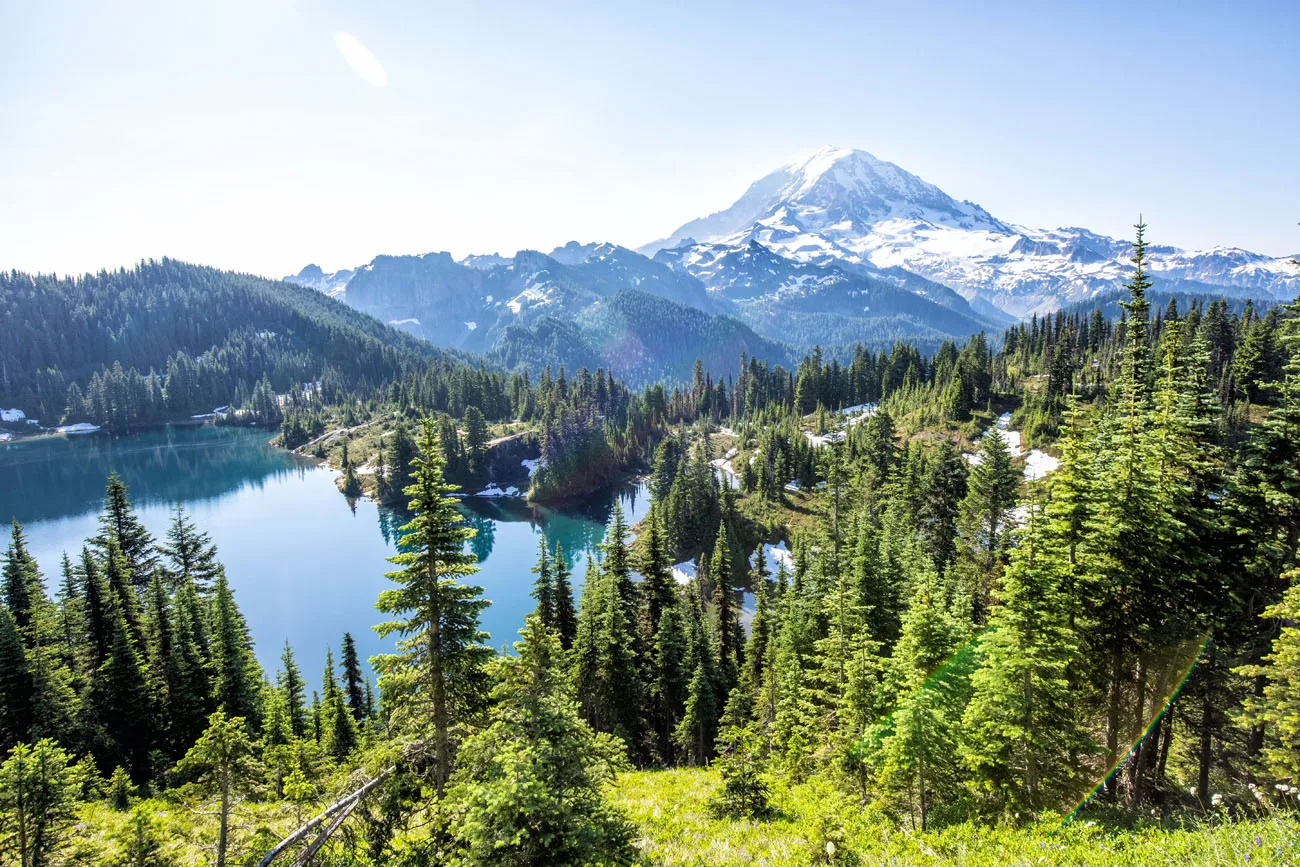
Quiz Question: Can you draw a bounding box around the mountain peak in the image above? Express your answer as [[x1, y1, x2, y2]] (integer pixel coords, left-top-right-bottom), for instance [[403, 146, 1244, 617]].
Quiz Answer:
[[641, 146, 1007, 257]]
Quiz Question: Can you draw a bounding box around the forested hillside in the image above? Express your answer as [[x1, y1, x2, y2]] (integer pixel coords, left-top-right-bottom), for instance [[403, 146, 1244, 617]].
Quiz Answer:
[[0, 260, 450, 429], [3, 226, 1299, 865]]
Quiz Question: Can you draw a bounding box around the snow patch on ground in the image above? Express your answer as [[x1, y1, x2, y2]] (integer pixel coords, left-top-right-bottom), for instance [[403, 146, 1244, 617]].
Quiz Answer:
[[803, 430, 845, 448], [1023, 450, 1060, 480], [388, 318, 421, 326], [1, 408, 26, 423], [710, 457, 741, 490], [473, 484, 523, 498], [671, 559, 697, 585], [56, 423, 101, 434], [762, 541, 794, 576], [465, 321, 478, 331], [964, 411, 1059, 481], [521, 458, 544, 478]]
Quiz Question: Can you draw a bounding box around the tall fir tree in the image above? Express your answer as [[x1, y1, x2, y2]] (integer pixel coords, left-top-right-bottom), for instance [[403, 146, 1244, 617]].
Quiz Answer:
[[529, 536, 555, 629], [94, 474, 158, 587], [373, 416, 492, 797], [277, 640, 308, 738], [340, 632, 367, 723], [158, 505, 221, 591], [551, 542, 577, 651]]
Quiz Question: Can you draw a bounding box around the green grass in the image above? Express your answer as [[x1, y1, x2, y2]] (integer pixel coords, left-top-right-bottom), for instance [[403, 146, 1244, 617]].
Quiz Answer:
[[611, 767, 1300, 867]]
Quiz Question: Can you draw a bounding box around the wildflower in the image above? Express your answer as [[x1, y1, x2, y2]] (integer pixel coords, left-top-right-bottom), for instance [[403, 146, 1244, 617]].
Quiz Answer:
[[1255, 835, 1263, 847], [1211, 793, 1224, 807]]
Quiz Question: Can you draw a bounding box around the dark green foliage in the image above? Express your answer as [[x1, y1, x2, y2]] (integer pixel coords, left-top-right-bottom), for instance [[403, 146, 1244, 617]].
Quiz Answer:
[[90, 619, 155, 782], [0, 739, 78, 867], [339, 632, 367, 723], [373, 417, 492, 796], [0, 607, 34, 751], [530, 536, 556, 629], [0, 260, 446, 429], [449, 615, 635, 866], [208, 572, 261, 726], [572, 548, 646, 762], [158, 505, 221, 591], [277, 641, 308, 738], [94, 474, 158, 585], [551, 543, 578, 651]]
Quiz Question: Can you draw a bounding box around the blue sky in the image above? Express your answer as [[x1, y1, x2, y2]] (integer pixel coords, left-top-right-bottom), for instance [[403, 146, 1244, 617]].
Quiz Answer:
[[2, 0, 1296, 277]]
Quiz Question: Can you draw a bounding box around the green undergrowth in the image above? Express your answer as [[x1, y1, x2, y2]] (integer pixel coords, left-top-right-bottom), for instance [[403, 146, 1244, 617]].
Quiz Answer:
[[611, 768, 1300, 867]]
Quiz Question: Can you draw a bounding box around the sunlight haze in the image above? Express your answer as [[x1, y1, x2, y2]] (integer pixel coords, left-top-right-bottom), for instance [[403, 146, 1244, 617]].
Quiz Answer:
[[2, 0, 1296, 277]]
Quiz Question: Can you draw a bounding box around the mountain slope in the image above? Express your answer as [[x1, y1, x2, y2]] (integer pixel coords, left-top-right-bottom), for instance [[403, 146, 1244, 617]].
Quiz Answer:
[[0, 259, 452, 422], [491, 289, 793, 385], [653, 239, 997, 341], [645, 146, 1299, 318]]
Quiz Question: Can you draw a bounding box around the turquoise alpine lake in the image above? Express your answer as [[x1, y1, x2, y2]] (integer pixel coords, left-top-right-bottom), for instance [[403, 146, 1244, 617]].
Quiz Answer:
[[0, 424, 649, 681]]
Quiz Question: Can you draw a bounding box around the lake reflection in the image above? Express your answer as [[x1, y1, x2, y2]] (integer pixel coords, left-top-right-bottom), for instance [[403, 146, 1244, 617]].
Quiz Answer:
[[1, 425, 648, 680]]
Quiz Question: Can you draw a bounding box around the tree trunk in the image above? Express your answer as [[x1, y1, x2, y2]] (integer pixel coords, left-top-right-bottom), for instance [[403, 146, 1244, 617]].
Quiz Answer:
[[1104, 649, 1122, 799], [218, 769, 230, 867], [1197, 692, 1213, 805], [1156, 699, 1175, 789], [429, 561, 448, 798]]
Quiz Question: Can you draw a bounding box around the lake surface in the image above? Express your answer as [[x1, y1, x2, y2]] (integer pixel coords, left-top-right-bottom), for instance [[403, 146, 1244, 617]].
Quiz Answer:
[[0, 425, 649, 681]]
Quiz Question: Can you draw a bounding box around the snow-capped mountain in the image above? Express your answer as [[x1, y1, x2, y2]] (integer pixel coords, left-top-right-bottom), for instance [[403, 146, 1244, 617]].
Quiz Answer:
[[643, 146, 1298, 318], [286, 264, 353, 298]]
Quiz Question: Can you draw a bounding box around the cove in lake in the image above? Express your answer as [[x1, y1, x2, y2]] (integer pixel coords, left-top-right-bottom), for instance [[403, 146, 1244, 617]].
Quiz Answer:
[[0, 425, 650, 681]]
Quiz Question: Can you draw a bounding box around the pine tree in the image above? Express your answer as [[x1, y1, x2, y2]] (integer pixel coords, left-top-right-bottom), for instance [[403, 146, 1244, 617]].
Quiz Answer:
[[340, 438, 363, 497], [112, 802, 177, 867], [158, 505, 221, 591], [675, 662, 717, 766], [601, 502, 638, 620], [1235, 560, 1300, 786], [961, 497, 1089, 818], [571, 557, 645, 760], [650, 596, 689, 763], [173, 710, 261, 867], [167, 576, 214, 752], [94, 474, 157, 587], [54, 554, 81, 670], [3, 520, 41, 638], [0, 739, 78, 867], [710, 523, 741, 686], [529, 536, 555, 629], [383, 420, 418, 506], [80, 548, 115, 671], [321, 647, 358, 759], [638, 505, 674, 644], [90, 618, 155, 782], [918, 440, 968, 574], [551, 542, 577, 651], [373, 416, 492, 797], [0, 607, 34, 752], [952, 424, 1021, 622], [869, 571, 967, 831], [208, 571, 261, 726], [339, 632, 366, 723], [103, 540, 144, 647], [277, 641, 308, 738], [449, 615, 634, 866], [463, 405, 491, 486], [743, 548, 771, 696]]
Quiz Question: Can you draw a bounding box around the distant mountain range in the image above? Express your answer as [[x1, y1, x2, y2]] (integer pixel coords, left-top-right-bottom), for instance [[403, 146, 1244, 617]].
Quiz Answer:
[[641, 146, 1298, 318], [288, 146, 1298, 380]]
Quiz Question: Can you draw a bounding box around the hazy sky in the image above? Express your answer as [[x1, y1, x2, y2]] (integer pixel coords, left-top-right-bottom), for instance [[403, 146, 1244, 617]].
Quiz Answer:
[[2, 0, 1297, 278]]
